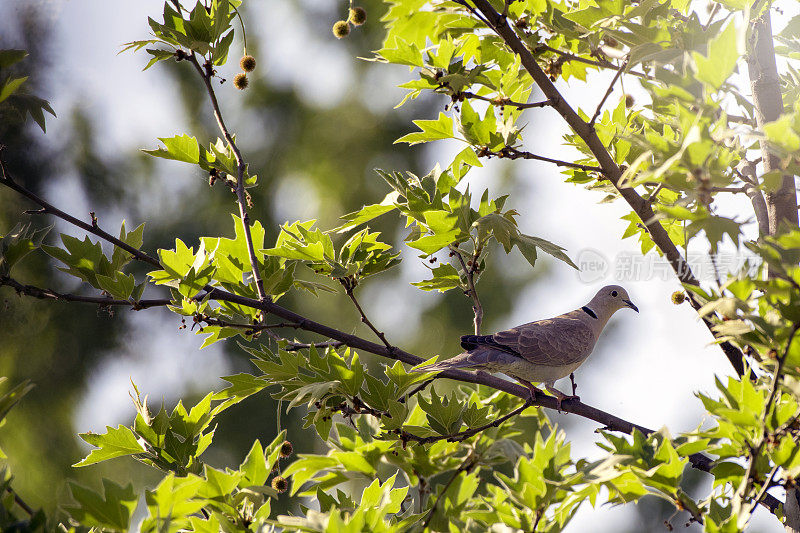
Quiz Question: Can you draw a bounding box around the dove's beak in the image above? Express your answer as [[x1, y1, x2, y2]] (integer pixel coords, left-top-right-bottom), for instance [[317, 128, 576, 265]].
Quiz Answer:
[[622, 299, 639, 313]]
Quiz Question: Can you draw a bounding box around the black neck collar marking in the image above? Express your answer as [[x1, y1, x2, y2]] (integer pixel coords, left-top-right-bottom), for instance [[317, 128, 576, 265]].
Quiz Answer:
[[581, 306, 598, 319]]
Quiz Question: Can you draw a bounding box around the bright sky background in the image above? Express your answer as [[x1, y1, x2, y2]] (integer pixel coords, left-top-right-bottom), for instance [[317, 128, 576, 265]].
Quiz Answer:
[[2, 0, 798, 530]]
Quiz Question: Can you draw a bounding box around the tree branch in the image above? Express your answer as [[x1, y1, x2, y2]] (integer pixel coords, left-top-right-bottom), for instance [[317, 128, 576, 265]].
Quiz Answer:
[[0, 276, 169, 309], [483, 145, 605, 173], [0, 177, 779, 511], [746, 10, 799, 236], [736, 161, 770, 236], [0, 156, 160, 269], [186, 54, 268, 302], [458, 91, 551, 110], [466, 0, 748, 378], [740, 323, 800, 522], [4, 486, 34, 517]]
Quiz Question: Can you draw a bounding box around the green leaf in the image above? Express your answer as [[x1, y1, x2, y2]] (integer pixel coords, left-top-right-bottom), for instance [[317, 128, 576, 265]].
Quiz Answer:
[[0, 76, 27, 103], [0, 378, 34, 422], [412, 263, 462, 292], [75, 425, 146, 467], [692, 22, 739, 90], [333, 193, 399, 233], [0, 222, 51, 276], [763, 114, 800, 152], [377, 39, 424, 67], [142, 474, 206, 528], [514, 234, 578, 270], [395, 112, 454, 145], [97, 271, 136, 299], [418, 388, 465, 435], [65, 479, 138, 531], [0, 49, 27, 68], [142, 134, 201, 164]]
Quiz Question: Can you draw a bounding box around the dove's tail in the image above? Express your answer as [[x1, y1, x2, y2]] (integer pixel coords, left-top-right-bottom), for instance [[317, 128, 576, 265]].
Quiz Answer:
[[413, 347, 507, 373]]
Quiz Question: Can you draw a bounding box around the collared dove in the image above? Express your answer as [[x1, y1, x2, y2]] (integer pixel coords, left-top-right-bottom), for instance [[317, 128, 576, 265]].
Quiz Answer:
[[415, 285, 638, 409]]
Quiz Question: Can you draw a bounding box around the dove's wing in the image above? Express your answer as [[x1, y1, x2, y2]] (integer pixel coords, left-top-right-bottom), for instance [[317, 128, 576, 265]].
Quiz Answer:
[[488, 315, 596, 366]]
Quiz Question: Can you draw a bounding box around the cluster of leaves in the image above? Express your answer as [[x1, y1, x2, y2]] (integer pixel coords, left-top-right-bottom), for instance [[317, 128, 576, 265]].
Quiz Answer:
[[337, 166, 576, 294], [0, 49, 55, 132], [122, 0, 239, 70], [3, 0, 800, 531], [366, 0, 800, 530], [43, 222, 146, 301], [0, 223, 50, 277], [64, 384, 289, 530], [0, 378, 44, 530]]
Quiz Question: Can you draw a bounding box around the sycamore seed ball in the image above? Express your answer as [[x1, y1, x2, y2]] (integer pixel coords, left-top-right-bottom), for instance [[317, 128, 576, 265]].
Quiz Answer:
[[333, 20, 350, 38], [671, 291, 686, 305], [233, 72, 249, 90], [349, 6, 367, 25], [271, 475, 288, 493], [239, 55, 256, 72], [279, 440, 293, 458], [625, 94, 635, 108]]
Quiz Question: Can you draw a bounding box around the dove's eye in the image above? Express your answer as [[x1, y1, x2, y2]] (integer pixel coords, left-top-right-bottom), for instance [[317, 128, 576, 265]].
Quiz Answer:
[[611, 290, 618, 297]]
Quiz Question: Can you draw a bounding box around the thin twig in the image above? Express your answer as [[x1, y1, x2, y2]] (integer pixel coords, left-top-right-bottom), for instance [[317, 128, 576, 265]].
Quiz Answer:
[[752, 464, 781, 513], [450, 244, 483, 334], [399, 378, 435, 403], [741, 323, 800, 520], [458, 91, 551, 110], [4, 486, 34, 516], [403, 398, 533, 444], [710, 185, 749, 194], [589, 59, 628, 126], [0, 157, 160, 268], [186, 53, 268, 303], [702, 2, 721, 31], [530, 43, 654, 81], [0, 276, 169, 309], [284, 340, 346, 352], [483, 146, 605, 173], [421, 454, 475, 530], [344, 283, 396, 352]]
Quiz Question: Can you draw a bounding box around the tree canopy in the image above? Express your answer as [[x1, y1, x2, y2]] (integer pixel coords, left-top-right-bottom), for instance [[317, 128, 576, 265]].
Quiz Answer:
[[1, 0, 800, 531]]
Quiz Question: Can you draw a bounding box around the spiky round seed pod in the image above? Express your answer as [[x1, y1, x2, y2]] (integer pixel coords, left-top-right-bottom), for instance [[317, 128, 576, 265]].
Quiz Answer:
[[271, 475, 288, 493], [280, 440, 293, 458], [671, 291, 685, 305], [239, 55, 256, 72], [625, 94, 634, 108], [233, 73, 249, 90], [349, 7, 367, 26], [333, 20, 350, 38]]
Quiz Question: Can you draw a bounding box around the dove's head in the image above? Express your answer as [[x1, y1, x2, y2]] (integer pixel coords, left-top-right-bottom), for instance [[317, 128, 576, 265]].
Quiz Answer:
[[587, 285, 639, 318]]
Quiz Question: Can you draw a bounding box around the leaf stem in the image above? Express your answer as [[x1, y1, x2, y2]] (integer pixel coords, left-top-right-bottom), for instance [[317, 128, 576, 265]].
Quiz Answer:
[[187, 53, 268, 303], [450, 244, 483, 334]]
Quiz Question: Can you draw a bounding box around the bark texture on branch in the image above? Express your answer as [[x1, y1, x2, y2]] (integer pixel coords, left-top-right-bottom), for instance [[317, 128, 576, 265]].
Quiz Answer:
[[747, 9, 800, 531], [747, 11, 799, 235]]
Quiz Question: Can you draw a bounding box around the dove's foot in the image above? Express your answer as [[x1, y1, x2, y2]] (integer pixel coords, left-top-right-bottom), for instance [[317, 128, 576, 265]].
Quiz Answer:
[[569, 373, 578, 396], [517, 379, 544, 403], [545, 385, 579, 413]]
